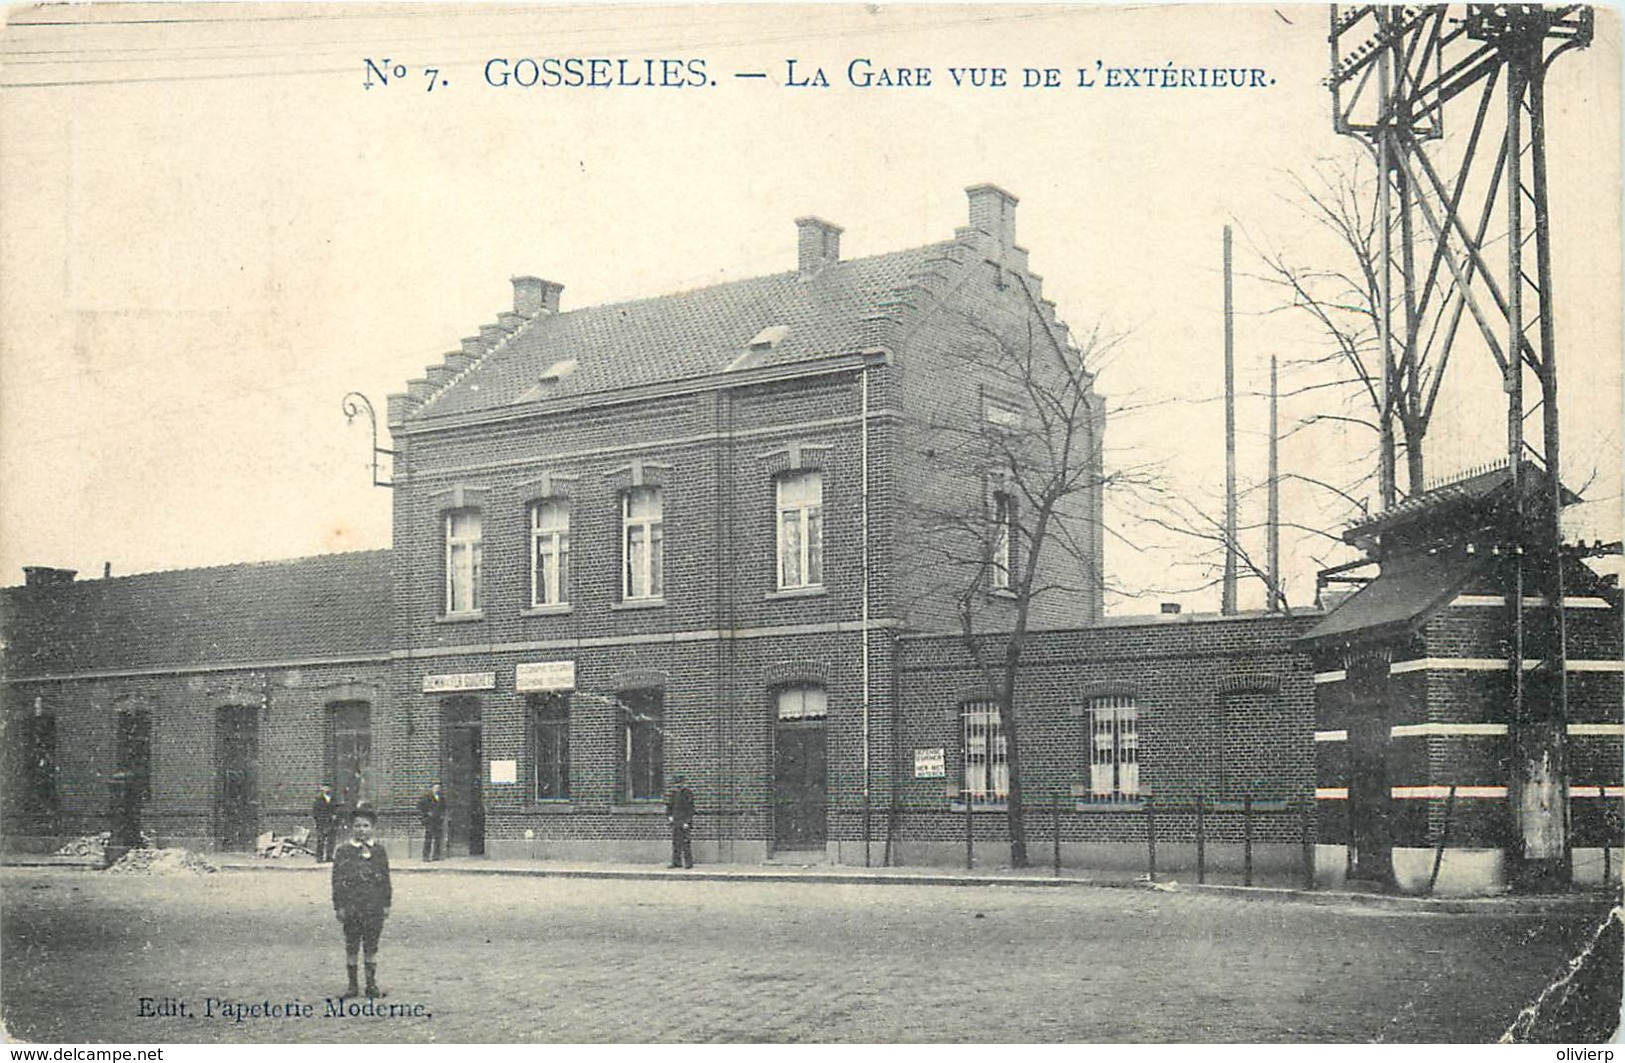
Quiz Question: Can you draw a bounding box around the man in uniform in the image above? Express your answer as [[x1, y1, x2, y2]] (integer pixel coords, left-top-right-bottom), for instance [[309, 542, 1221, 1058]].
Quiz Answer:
[[331, 801, 392, 999], [417, 783, 446, 862], [665, 773, 696, 868], [311, 784, 338, 863]]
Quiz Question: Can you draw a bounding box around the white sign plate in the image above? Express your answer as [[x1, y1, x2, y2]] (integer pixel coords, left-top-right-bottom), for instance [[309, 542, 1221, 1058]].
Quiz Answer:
[[489, 759, 518, 785], [422, 672, 496, 694], [914, 748, 946, 779], [516, 660, 576, 693]]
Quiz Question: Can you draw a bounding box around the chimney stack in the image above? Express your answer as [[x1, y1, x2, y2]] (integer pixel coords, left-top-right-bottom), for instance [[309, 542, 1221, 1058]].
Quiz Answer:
[[795, 217, 843, 276], [966, 184, 1019, 248], [512, 276, 564, 317], [23, 566, 76, 589]]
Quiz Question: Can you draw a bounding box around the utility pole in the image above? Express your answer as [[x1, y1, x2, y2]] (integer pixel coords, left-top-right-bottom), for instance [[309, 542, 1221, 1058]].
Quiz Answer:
[[1222, 225, 1238, 615], [1267, 354, 1280, 611]]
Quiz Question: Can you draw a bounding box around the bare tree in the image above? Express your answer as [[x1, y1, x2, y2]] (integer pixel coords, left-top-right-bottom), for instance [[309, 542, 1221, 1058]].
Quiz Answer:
[[901, 316, 1142, 868], [1253, 149, 1469, 506]]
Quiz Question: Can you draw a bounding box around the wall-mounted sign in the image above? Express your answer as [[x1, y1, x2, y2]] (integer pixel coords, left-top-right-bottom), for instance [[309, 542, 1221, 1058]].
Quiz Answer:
[[489, 759, 518, 785], [516, 660, 576, 693], [914, 748, 946, 779], [422, 672, 496, 694]]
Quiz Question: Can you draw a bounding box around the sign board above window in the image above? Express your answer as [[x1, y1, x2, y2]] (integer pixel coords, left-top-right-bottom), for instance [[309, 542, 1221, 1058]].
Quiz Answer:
[[422, 672, 496, 694], [516, 660, 576, 693]]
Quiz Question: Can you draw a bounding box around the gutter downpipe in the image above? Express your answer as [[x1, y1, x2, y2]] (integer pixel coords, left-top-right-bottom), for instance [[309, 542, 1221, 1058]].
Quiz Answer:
[[861, 361, 872, 868]]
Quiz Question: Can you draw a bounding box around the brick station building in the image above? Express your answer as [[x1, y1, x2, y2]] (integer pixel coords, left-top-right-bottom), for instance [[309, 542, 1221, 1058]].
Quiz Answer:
[[3, 187, 1618, 891]]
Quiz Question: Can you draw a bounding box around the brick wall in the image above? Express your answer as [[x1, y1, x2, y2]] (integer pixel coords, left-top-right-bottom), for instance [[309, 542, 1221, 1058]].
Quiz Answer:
[[3, 662, 389, 852]]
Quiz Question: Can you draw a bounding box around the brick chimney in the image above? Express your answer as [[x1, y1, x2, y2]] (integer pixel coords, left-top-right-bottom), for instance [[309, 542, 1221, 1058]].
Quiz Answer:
[[966, 184, 1018, 248], [795, 217, 842, 276], [23, 566, 76, 589], [512, 276, 564, 317]]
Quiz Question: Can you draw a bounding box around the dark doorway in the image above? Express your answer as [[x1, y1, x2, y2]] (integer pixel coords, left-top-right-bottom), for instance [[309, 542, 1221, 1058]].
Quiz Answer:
[[1345, 692, 1397, 884], [774, 722, 827, 851], [329, 701, 371, 811], [215, 706, 259, 850], [443, 697, 484, 856]]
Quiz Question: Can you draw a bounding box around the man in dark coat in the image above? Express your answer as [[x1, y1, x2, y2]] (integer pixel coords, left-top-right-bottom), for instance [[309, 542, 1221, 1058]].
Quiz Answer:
[[311, 785, 338, 863], [417, 783, 445, 862], [665, 774, 696, 869], [331, 801, 391, 999]]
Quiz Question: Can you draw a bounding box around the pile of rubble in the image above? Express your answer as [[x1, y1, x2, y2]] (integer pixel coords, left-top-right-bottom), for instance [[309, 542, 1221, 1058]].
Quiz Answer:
[[104, 848, 218, 875], [54, 831, 158, 859], [255, 827, 316, 859]]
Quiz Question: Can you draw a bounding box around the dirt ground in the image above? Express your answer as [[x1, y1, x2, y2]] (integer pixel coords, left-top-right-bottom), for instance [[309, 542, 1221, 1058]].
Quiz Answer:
[[0, 867, 1613, 1043]]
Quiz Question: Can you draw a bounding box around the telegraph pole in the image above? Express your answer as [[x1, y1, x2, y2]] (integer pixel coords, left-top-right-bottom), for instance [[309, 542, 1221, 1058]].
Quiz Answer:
[[1222, 225, 1238, 615], [1267, 355, 1280, 611]]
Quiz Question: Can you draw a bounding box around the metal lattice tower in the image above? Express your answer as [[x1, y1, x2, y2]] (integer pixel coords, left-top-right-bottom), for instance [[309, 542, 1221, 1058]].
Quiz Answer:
[[1328, 4, 1593, 890]]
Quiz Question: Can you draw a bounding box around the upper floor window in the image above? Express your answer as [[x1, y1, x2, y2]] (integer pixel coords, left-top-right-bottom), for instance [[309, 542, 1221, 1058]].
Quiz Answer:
[[961, 701, 1008, 805], [623, 487, 664, 600], [531, 500, 571, 607], [1089, 695, 1139, 801], [991, 491, 1015, 591], [776, 471, 824, 590], [445, 508, 482, 614]]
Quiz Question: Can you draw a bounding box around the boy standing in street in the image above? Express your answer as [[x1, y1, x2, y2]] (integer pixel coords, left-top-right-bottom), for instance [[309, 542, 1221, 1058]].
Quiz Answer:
[[331, 801, 392, 999]]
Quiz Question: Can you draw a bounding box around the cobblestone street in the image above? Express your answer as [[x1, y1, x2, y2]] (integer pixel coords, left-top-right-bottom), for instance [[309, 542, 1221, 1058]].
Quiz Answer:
[[0, 867, 1611, 1043]]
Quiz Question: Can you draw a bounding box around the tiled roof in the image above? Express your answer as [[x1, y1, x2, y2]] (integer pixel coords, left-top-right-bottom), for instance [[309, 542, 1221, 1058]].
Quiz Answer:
[[2, 551, 390, 678], [412, 243, 965, 420], [1298, 550, 1488, 645], [1343, 460, 1581, 545]]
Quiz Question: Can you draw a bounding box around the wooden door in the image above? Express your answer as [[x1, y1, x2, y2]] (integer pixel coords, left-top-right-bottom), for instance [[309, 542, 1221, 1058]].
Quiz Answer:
[[774, 722, 827, 850], [446, 721, 484, 855], [216, 706, 259, 850]]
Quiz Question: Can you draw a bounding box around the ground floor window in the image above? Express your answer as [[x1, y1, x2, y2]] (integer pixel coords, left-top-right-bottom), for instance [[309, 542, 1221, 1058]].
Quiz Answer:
[[1089, 695, 1139, 800], [529, 693, 570, 800], [619, 689, 663, 801], [961, 701, 1008, 804]]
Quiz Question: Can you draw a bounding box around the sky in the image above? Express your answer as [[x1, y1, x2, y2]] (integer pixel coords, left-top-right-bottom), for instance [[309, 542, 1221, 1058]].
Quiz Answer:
[[1, 2, 1620, 615]]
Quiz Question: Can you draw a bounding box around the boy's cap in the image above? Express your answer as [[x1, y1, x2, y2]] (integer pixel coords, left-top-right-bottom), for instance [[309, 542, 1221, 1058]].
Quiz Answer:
[[350, 801, 379, 823]]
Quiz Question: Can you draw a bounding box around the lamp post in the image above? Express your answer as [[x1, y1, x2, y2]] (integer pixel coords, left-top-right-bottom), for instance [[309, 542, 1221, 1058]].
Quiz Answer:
[[341, 392, 396, 488]]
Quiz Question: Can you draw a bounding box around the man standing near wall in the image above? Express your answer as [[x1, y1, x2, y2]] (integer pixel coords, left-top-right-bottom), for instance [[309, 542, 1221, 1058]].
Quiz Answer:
[[417, 783, 445, 862], [666, 774, 696, 869], [312, 785, 338, 863]]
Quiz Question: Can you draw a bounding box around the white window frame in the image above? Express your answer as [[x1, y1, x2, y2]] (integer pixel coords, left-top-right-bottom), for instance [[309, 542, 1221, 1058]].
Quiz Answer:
[[622, 487, 664, 601], [1089, 695, 1139, 801], [530, 499, 571, 607], [991, 491, 1014, 591], [445, 509, 482, 614], [961, 701, 1009, 805], [776, 471, 824, 590]]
